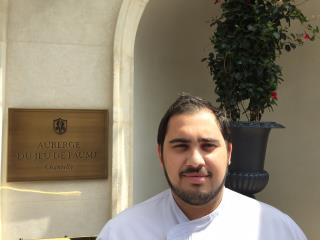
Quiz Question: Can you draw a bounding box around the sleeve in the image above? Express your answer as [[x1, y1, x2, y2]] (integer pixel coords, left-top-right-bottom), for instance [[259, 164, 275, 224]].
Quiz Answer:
[[283, 214, 308, 240], [96, 220, 114, 240]]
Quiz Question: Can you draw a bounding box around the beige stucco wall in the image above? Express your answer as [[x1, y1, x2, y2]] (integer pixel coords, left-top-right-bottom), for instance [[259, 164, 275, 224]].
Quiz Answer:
[[257, 3, 320, 238], [0, 0, 122, 239], [0, 0, 7, 239], [0, 0, 319, 239], [134, 0, 320, 239], [0, 0, 6, 42], [257, 52, 320, 239]]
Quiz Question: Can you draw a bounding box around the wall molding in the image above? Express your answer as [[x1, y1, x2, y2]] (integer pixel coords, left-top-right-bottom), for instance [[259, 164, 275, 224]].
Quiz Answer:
[[112, 0, 149, 216]]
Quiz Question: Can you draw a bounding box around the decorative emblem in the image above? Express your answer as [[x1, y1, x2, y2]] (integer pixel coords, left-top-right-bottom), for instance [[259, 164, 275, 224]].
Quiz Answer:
[[53, 118, 67, 135]]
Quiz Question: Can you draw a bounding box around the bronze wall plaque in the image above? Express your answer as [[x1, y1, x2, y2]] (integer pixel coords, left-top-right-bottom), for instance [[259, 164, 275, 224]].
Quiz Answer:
[[7, 109, 108, 181]]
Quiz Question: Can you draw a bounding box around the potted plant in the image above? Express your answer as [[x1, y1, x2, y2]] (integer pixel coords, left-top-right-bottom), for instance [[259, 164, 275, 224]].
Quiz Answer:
[[203, 0, 318, 197]]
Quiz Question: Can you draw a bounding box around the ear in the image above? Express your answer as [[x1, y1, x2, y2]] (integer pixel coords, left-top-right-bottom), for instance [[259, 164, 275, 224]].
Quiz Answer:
[[157, 144, 164, 167], [227, 143, 232, 166]]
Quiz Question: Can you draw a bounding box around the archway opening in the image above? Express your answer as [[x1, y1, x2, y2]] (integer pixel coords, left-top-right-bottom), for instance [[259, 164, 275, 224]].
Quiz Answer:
[[133, 0, 218, 203]]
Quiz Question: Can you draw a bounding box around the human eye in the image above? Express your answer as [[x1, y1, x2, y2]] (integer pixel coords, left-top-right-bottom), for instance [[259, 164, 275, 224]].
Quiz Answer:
[[201, 143, 216, 152], [172, 143, 188, 151]]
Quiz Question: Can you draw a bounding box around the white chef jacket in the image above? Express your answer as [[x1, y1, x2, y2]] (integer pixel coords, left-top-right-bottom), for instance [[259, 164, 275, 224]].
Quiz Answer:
[[97, 187, 307, 240]]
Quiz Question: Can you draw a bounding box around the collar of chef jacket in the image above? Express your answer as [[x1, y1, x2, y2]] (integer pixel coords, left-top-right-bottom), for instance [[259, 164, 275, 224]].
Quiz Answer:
[[167, 188, 226, 240]]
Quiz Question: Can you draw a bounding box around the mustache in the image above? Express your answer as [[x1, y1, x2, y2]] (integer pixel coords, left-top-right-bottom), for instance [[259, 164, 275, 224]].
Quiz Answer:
[[179, 166, 212, 177]]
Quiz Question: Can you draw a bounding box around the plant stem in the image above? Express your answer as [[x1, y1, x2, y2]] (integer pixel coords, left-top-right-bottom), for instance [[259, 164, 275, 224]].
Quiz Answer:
[[240, 101, 250, 121]]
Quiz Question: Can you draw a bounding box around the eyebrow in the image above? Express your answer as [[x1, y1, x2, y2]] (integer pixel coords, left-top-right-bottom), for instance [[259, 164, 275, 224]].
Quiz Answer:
[[169, 138, 191, 144], [168, 138, 220, 144], [198, 138, 220, 146]]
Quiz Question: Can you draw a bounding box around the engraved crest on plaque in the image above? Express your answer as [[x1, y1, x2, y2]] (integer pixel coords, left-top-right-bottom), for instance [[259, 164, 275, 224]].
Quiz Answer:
[[53, 118, 67, 135]]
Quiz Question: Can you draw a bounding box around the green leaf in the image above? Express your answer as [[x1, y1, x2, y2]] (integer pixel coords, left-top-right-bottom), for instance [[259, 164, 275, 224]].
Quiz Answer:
[[247, 25, 256, 31], [273, 32, 280, 39]]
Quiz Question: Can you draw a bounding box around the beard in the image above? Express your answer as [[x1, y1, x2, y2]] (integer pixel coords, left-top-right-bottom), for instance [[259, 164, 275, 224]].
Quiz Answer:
[[163, 165, 227, 206]]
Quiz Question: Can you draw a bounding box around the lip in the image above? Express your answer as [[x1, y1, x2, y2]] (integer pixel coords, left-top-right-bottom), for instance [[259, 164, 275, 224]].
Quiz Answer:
[[182, 173, 209, 184]]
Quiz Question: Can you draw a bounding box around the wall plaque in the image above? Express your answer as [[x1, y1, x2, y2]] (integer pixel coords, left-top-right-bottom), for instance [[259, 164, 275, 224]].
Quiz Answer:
[[7, 109, 108, 181]]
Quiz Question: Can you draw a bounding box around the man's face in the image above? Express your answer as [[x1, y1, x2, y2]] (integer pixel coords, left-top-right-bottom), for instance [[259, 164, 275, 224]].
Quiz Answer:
[[158, 109, 232, 206]]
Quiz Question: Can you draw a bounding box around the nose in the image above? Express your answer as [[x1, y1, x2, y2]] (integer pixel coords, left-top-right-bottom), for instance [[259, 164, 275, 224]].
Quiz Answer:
[[186, 148, 205, 167]]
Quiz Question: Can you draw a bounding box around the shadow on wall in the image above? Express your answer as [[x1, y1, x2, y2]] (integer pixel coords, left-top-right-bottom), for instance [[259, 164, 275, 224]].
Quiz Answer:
[[22, 237, 96, 240], [133, 0, 219, 204], [1, 182, 106, 240]]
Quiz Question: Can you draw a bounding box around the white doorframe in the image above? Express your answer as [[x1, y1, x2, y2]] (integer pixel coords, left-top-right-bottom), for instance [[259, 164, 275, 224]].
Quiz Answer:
[[111, 0, 150, 217]]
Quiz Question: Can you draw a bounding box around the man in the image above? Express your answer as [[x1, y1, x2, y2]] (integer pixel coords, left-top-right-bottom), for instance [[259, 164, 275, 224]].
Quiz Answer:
[[97, 94, 307, 240]]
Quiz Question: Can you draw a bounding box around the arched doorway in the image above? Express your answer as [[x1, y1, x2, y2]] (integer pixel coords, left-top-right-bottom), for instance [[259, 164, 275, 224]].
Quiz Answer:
[[112, 0, 217, 215]]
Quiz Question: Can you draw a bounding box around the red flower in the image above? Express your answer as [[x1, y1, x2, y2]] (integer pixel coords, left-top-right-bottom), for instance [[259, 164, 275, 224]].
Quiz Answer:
[[304, 33, 311, 40], [271, 91, 278, 100]]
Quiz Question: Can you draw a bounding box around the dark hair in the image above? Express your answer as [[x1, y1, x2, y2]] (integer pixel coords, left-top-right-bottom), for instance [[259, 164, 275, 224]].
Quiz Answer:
[[157, 93, 231, 153]]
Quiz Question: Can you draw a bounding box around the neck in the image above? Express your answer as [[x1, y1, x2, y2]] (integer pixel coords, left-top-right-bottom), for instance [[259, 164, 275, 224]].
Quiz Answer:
[[172, 188, 224, 220]]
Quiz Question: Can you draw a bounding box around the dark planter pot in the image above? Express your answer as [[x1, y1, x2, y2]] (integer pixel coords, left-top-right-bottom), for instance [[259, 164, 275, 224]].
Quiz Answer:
[[225, 121, 284, 198]]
